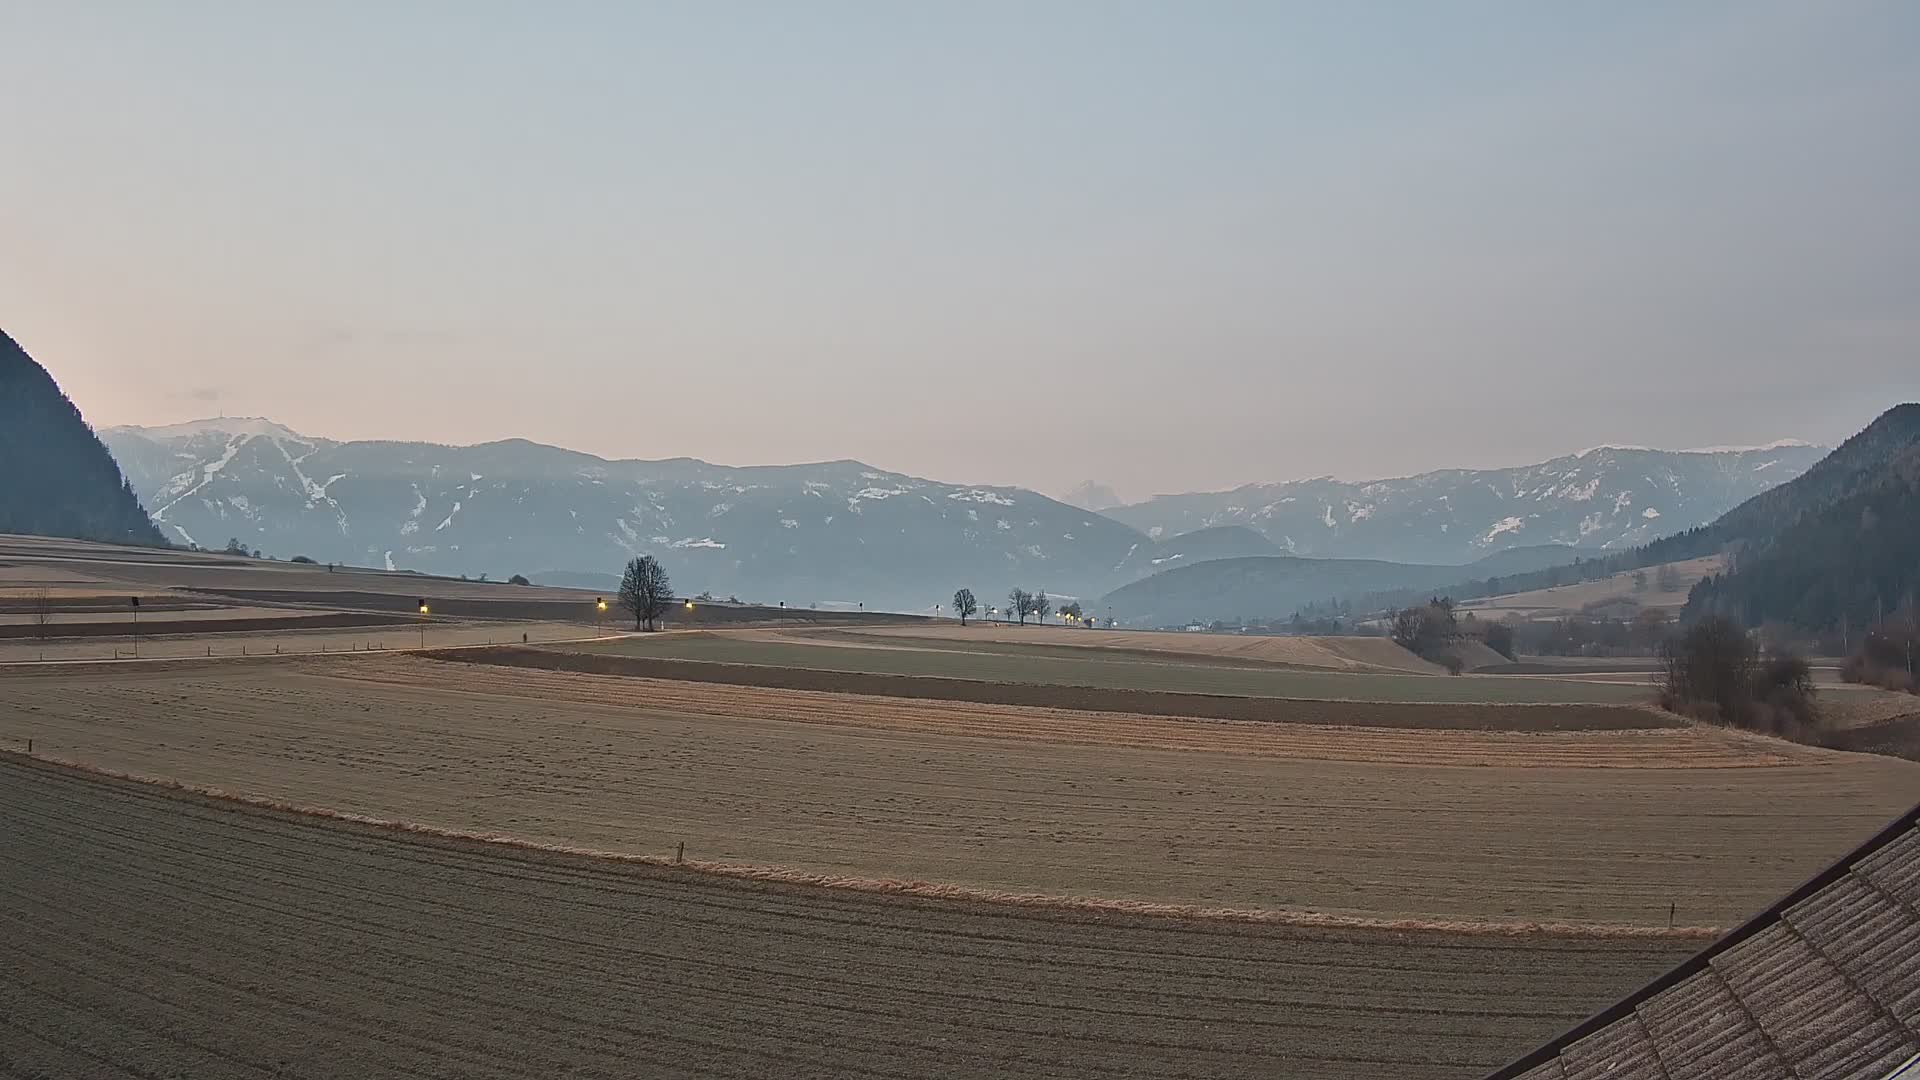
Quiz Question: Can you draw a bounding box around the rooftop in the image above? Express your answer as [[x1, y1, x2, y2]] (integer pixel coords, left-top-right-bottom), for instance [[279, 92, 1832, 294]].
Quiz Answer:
[[1491, 804, 1920, 1080]]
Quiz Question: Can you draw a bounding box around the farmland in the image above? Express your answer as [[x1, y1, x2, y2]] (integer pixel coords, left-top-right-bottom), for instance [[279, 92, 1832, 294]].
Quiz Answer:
[[1458, 554, 1725, 620], [6, 535, 1917, 1076], [565, 629, 1653, 704], [0, 757, 1701, 1080], [5, 654, 1911, 927]]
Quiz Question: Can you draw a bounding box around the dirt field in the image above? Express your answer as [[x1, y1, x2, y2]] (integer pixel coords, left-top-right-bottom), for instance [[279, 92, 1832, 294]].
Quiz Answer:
[[5, 654, 1912, 927], [0, 756, 1701, 1079], [566, 631, 1653, 704]]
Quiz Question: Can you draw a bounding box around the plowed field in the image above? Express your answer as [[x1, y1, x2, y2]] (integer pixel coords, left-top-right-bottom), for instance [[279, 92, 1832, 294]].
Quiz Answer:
[[5, 655, 1912, 927], [0, 756, 1700, 1079]]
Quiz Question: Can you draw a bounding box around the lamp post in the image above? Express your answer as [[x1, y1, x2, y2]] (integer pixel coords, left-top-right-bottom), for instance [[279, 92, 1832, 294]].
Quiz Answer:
[[417, 599, 429, 649], [596, 597, 607, 635], [130, 596, 140, 658]]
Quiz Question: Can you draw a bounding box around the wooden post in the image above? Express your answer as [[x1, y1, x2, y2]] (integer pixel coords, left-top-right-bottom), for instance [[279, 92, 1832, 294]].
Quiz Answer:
[[676, 841, 685, 864], [25, 739, 31, 754], [1669, 902, 1675, 928]]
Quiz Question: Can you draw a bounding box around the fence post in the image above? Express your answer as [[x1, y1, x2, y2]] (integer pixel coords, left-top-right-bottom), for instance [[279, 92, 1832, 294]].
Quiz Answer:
[[676, 842, 685, 864]]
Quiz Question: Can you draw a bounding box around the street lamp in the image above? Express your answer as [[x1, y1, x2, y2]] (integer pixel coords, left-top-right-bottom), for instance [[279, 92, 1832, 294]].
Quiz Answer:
[[596, 597, 607, 635], [417, 599, 429, 649]]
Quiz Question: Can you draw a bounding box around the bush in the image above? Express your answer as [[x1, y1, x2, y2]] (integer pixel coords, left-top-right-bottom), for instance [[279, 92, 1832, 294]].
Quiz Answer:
[[1483, 622, 1516, 661], [1659, 617, 1821, 738], [508, 574, 531, 586], [289, 555, 316, 564]]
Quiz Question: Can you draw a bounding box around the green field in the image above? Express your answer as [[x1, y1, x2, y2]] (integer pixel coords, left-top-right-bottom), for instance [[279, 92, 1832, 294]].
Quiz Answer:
[[560, 632, 1654, 704]]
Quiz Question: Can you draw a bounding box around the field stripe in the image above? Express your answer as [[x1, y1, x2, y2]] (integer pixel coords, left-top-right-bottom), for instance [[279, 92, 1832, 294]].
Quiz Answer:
[[11, 749, 1722, 940], [0, 755, 1698, 1079]]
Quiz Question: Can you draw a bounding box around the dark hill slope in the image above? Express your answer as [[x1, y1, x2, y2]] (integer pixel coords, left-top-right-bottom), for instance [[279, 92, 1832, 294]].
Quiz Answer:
[[0, 329, 164, 547], [1685, 413, 1920, 630]]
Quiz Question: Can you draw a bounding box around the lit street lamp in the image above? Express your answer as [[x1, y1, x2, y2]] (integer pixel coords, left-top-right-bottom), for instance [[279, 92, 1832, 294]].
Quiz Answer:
[[595, 597, 607, 635], [417, 599, 429, 649]]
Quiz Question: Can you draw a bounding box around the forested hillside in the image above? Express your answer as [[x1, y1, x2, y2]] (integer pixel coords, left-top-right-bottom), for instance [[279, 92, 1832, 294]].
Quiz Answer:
[[1344, 405, 1920, 631], [0, 329, 165, 547], [1685, 414, 1920, 632]]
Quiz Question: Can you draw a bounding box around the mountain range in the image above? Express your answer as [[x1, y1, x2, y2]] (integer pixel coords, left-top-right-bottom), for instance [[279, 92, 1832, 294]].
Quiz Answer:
[[99, 415, 1823, 613], [1107, 443, 1826, 564]]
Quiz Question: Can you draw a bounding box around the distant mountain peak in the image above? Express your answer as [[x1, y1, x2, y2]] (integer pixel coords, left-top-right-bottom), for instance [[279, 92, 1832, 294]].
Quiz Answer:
[[1679, 438, 1815, 454], [1061, 480, 1123, 512], [108, 416, 308, 442]]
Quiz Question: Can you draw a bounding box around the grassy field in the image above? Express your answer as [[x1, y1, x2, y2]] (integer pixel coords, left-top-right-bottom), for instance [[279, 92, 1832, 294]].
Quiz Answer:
[[0, 757, 1702, 1080], [562, 630, 1654, 704], [5, 654, 1911, 927], [835, 624, 1451, 671], [1457, 555, 1725, 619]]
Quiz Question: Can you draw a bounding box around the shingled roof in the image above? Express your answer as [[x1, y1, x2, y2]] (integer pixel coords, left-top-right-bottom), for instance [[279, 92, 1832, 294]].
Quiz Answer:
[[1489, 803, 1920, 1080]]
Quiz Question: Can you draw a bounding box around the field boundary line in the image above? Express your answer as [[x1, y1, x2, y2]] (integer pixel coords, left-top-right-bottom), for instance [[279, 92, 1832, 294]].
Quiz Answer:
[[0, 750, 1723, 941]]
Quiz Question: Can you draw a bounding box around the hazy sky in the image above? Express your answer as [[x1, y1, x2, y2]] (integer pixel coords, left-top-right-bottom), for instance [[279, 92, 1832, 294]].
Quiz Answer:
[[4, 2, 1917, 499]]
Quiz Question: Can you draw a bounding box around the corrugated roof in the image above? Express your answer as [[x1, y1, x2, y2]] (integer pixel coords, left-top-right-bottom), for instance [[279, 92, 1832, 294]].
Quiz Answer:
[[1489, 804, 1920, 1080]]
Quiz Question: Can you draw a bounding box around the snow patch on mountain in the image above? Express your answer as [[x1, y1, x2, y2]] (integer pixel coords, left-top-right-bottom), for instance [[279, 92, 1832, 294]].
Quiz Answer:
[[1485, 516, 1526, 542], [1683, 438, 1814, 453]]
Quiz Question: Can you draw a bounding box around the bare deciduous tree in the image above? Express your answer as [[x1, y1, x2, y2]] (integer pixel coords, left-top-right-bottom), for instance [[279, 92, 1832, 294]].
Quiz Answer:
[[952, 588, 978, 626], [1032, 590, 1052, 624], [31, 588, 54, 643], [618, 556, 673, 631], [1007, 587, 1032, 625]]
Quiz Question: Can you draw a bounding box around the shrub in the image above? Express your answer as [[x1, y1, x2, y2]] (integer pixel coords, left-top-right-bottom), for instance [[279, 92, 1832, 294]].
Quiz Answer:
[[508, 574, 531, 586], [1483, 622, 1516, 661], [289, 554, 316, 564], [1660, 617, 1821, 738]]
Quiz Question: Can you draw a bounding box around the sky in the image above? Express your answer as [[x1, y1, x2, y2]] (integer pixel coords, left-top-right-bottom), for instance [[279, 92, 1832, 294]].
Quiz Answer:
[[3, 2, 1917, 500]]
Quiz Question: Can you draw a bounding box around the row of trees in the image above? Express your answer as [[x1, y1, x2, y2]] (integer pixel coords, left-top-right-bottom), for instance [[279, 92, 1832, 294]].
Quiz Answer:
[[946, 587, 1090, 627]]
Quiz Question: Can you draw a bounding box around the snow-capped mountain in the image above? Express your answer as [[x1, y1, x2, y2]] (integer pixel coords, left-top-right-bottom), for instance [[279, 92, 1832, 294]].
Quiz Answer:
[[1106, 444, 1827, 565], [101, 420, 1149, 610]]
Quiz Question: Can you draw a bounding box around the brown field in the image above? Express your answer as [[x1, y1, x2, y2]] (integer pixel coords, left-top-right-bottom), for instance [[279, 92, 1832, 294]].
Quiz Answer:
[[0, 619, 601, 663], [0, 757, 1701, 1080], [4, 653, 1913, 928]]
